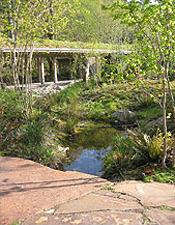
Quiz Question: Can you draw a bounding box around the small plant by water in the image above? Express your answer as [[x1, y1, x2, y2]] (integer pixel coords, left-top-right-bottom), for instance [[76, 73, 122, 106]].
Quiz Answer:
[[102, 131, 174, 183]]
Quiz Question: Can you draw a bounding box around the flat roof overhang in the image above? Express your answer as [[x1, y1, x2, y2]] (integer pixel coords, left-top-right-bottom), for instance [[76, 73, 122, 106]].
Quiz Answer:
[[1, 47, 133, 57]]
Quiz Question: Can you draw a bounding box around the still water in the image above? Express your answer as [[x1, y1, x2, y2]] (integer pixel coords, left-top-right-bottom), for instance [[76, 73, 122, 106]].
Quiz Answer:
[[63, 126, 119, 175]]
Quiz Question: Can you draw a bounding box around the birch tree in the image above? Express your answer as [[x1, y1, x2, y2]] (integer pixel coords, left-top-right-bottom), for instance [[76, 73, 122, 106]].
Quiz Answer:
[[106, 0, 175, 167]]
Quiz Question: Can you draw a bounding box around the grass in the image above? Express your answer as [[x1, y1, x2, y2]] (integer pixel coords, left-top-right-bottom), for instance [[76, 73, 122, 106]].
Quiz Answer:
[[102, 128, 174, 183], [1, 37, 134, 50], [159, 206, 175, 211], [50, 81, 162, 122], [0, 89, 67, 169], [102, 185, 115, 192], [1, 38, 114, 50], [35, 39, 116, 50], [35, 79, 175, 133]]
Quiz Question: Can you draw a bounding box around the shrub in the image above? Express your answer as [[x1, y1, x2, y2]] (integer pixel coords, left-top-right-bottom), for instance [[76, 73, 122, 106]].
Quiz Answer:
[[102, 131, 171, 180], [103, 134, 136, 179], [135, 93, 155, 109], [0, 89, 25, 153], [0, 89, 63, 168], [131, 131, 164, 163]]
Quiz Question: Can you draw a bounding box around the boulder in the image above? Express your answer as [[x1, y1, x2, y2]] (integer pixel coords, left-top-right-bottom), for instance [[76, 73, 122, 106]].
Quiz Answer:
[[111, 110, 136, 124], [145, 117, 163, 129], [145, 117, 175, 131]]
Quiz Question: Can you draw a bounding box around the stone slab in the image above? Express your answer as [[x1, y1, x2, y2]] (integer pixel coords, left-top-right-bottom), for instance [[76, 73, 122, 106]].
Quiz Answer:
[[114, 181, 175, 207], [145, 208, 175, 225], [55, 191, 142, 215], [23, 210, 144, 225], [0, 157, 109, 225], [1, 157, 175, 225]]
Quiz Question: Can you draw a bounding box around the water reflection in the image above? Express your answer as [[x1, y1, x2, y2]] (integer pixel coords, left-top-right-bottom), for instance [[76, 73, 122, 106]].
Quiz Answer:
[[64, 127, 119, 175], [65, 147, 111, 175]]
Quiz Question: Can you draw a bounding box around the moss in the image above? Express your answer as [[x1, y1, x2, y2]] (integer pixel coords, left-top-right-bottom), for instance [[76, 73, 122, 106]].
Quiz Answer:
[[11, 222, 20, 225], [159, 206, 175, 211]]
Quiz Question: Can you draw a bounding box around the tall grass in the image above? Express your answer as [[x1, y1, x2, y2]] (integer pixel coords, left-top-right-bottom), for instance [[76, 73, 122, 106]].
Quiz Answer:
[[0, 89, 63, 168]]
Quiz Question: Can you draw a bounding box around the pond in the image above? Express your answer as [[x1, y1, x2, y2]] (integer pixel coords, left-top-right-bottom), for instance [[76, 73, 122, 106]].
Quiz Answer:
[[63, 125, 121, 176]]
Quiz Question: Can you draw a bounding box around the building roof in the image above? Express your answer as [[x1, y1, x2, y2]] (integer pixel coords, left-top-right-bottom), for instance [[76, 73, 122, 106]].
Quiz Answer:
[[1, 47, 132, 56]]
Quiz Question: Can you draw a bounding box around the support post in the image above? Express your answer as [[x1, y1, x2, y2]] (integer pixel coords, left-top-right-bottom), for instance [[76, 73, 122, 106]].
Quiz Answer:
[[69, 58, 73, 80], [53, 57, 58, 83], [37, 57, 41, 83], [96, 57, 101, 75], [84, 59, 90, 84], [41, 57, 45, 84]]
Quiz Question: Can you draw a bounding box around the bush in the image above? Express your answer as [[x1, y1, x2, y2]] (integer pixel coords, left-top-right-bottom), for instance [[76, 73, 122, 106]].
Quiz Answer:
[[102, 131, 172, 181], [0, 89, 25, 153], [0, 89, 64, 168], [135, 93, 156, 109], [131, 131, 164, 163], [103, 134, 136, 179]]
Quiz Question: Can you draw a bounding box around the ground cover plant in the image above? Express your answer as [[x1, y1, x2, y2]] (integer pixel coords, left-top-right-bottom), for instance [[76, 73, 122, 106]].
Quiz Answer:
[[102, 130, 175, 183]]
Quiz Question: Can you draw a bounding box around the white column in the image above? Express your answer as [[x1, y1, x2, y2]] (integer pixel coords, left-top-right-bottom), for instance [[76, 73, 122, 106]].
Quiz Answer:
[[69, 58, 73, 80], [96, 57, 101, 74], [85, 59, 90, 83], [53, 57, 58, 83], [37, 57, 41, 83], [41, 58, 45, 84]]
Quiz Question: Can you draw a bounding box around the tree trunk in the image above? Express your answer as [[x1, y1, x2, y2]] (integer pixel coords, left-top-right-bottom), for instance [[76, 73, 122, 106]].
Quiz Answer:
[[28, 45, 34, 114], [0, 53, 4, 88], [8, 2, 15, 40], [12, 51, 20, 88], [165, 72, 175, 119], [173, 140, 175, 168], [48, 0, 55, 40], [161, 71, 168, 168], [164, 60, 175, 167]]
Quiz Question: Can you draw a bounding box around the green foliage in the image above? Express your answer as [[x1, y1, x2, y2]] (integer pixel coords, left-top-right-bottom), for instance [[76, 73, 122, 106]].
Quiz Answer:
[[0, 0, 135, 46], [143, 167, 175, 184], [22, 116, 63, 167], [2, 39, 120, 50], [103, 130, 173, 181], [103, 134, 136, 179], [135, 93, 156, 110], [0, 89, 25, 153], [0, 89, 63, 168], [63, 116, 79, 134], [131, 132, 164, 163], [0, 0, 73, 43], [11, 222, 20, 225], [61, 0, 133, 44], [0, 89, 24, 120], [34, 80, 174, 127], [108, 0, 175, 168], [1, 81, 174, 172]]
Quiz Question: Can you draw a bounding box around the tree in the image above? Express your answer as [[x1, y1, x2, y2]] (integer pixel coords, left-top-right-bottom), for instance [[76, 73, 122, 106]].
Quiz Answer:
[[0, 0, 53, 115], [60, 0, 133, 45], [107, 0, 175, 167], [45, 0, 77, 40]]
